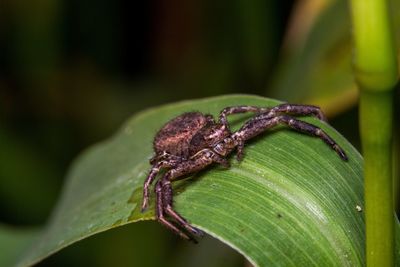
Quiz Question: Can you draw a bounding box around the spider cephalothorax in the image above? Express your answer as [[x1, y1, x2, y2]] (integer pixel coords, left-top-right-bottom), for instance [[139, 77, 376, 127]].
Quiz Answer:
[[141, 104, 348, 242]]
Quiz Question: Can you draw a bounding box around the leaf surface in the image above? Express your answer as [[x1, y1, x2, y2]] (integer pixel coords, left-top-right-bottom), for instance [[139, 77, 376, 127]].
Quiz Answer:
[[12, 95, 364, 267]]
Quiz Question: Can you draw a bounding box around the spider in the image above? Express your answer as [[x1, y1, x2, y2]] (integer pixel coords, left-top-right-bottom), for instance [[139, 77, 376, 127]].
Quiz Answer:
[[140, 103, 348, 242]]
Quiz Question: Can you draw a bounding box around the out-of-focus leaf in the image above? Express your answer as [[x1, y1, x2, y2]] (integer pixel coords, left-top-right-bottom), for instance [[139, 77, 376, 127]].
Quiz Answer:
[[7, 94, 365, 267], [269, 0, 399, 117], [0, 225, 39, 267], [270, 0, 355, 117]]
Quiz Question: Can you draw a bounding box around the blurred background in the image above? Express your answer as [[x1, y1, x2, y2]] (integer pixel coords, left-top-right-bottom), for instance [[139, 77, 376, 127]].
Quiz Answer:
[[0, 0, 398, 266]]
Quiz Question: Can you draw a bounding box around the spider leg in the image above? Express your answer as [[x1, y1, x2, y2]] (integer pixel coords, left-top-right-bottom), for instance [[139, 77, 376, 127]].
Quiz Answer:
[[233, 115, 348, 161], [211, 155, 230, 168], [190, 148, 230, 168], [141, 163, 162, 212], [218, 104, 327, 131], [236, 142, 245, 161], [218, 106, 271, 130], [269, 103, 327, 121], [161, 177, 204, 237], [142, 159, 179, 212], [155, 151, 219, 241], [155, 180, 196, 242]]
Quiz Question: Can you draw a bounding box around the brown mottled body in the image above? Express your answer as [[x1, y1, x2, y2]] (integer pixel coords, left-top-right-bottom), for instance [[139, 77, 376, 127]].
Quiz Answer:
[[141, 103, 348, 242], [153, 112, 212, 158]]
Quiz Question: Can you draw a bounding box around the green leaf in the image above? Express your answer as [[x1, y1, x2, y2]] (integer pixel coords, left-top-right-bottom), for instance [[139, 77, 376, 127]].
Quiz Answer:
[[12, 94, 364, 266], [269, 0, 400, 116], [0, 225, 39, 267], [269, 0, 356, 116]]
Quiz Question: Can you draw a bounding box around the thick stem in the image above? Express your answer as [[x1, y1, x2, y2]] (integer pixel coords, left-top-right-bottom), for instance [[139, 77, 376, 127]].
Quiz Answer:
[[360, 91, 394, 266], [349, 0, 398, 266], [349, 0, 398, 91]]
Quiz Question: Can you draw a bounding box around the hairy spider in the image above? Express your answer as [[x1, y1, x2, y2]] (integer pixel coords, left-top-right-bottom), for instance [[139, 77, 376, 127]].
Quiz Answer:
[[141, 103, 348, 242]]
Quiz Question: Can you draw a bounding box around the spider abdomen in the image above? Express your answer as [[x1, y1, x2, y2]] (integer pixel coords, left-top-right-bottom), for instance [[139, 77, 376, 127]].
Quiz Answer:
[[153, 112, 210, 158]]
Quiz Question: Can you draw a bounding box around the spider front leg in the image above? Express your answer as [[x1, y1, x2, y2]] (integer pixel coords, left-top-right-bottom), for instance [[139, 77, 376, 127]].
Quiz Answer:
[[218, 103, 327, 132], [141, 158, 180, 212], [218, 106, 271, 130], [155, 179, 197, 241], [141, 162, 163, 212], [232, 114, 348, 161], [156, 177, 203, 243], [269, 103, 327, 121], [155, 150, 221, 242]]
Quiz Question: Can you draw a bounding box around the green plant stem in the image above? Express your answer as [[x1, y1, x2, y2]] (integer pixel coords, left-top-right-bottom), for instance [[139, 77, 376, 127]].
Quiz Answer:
[[349, 0, 398, 266], [360, 91, 394, 266], [349, 0, 398, 91]]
